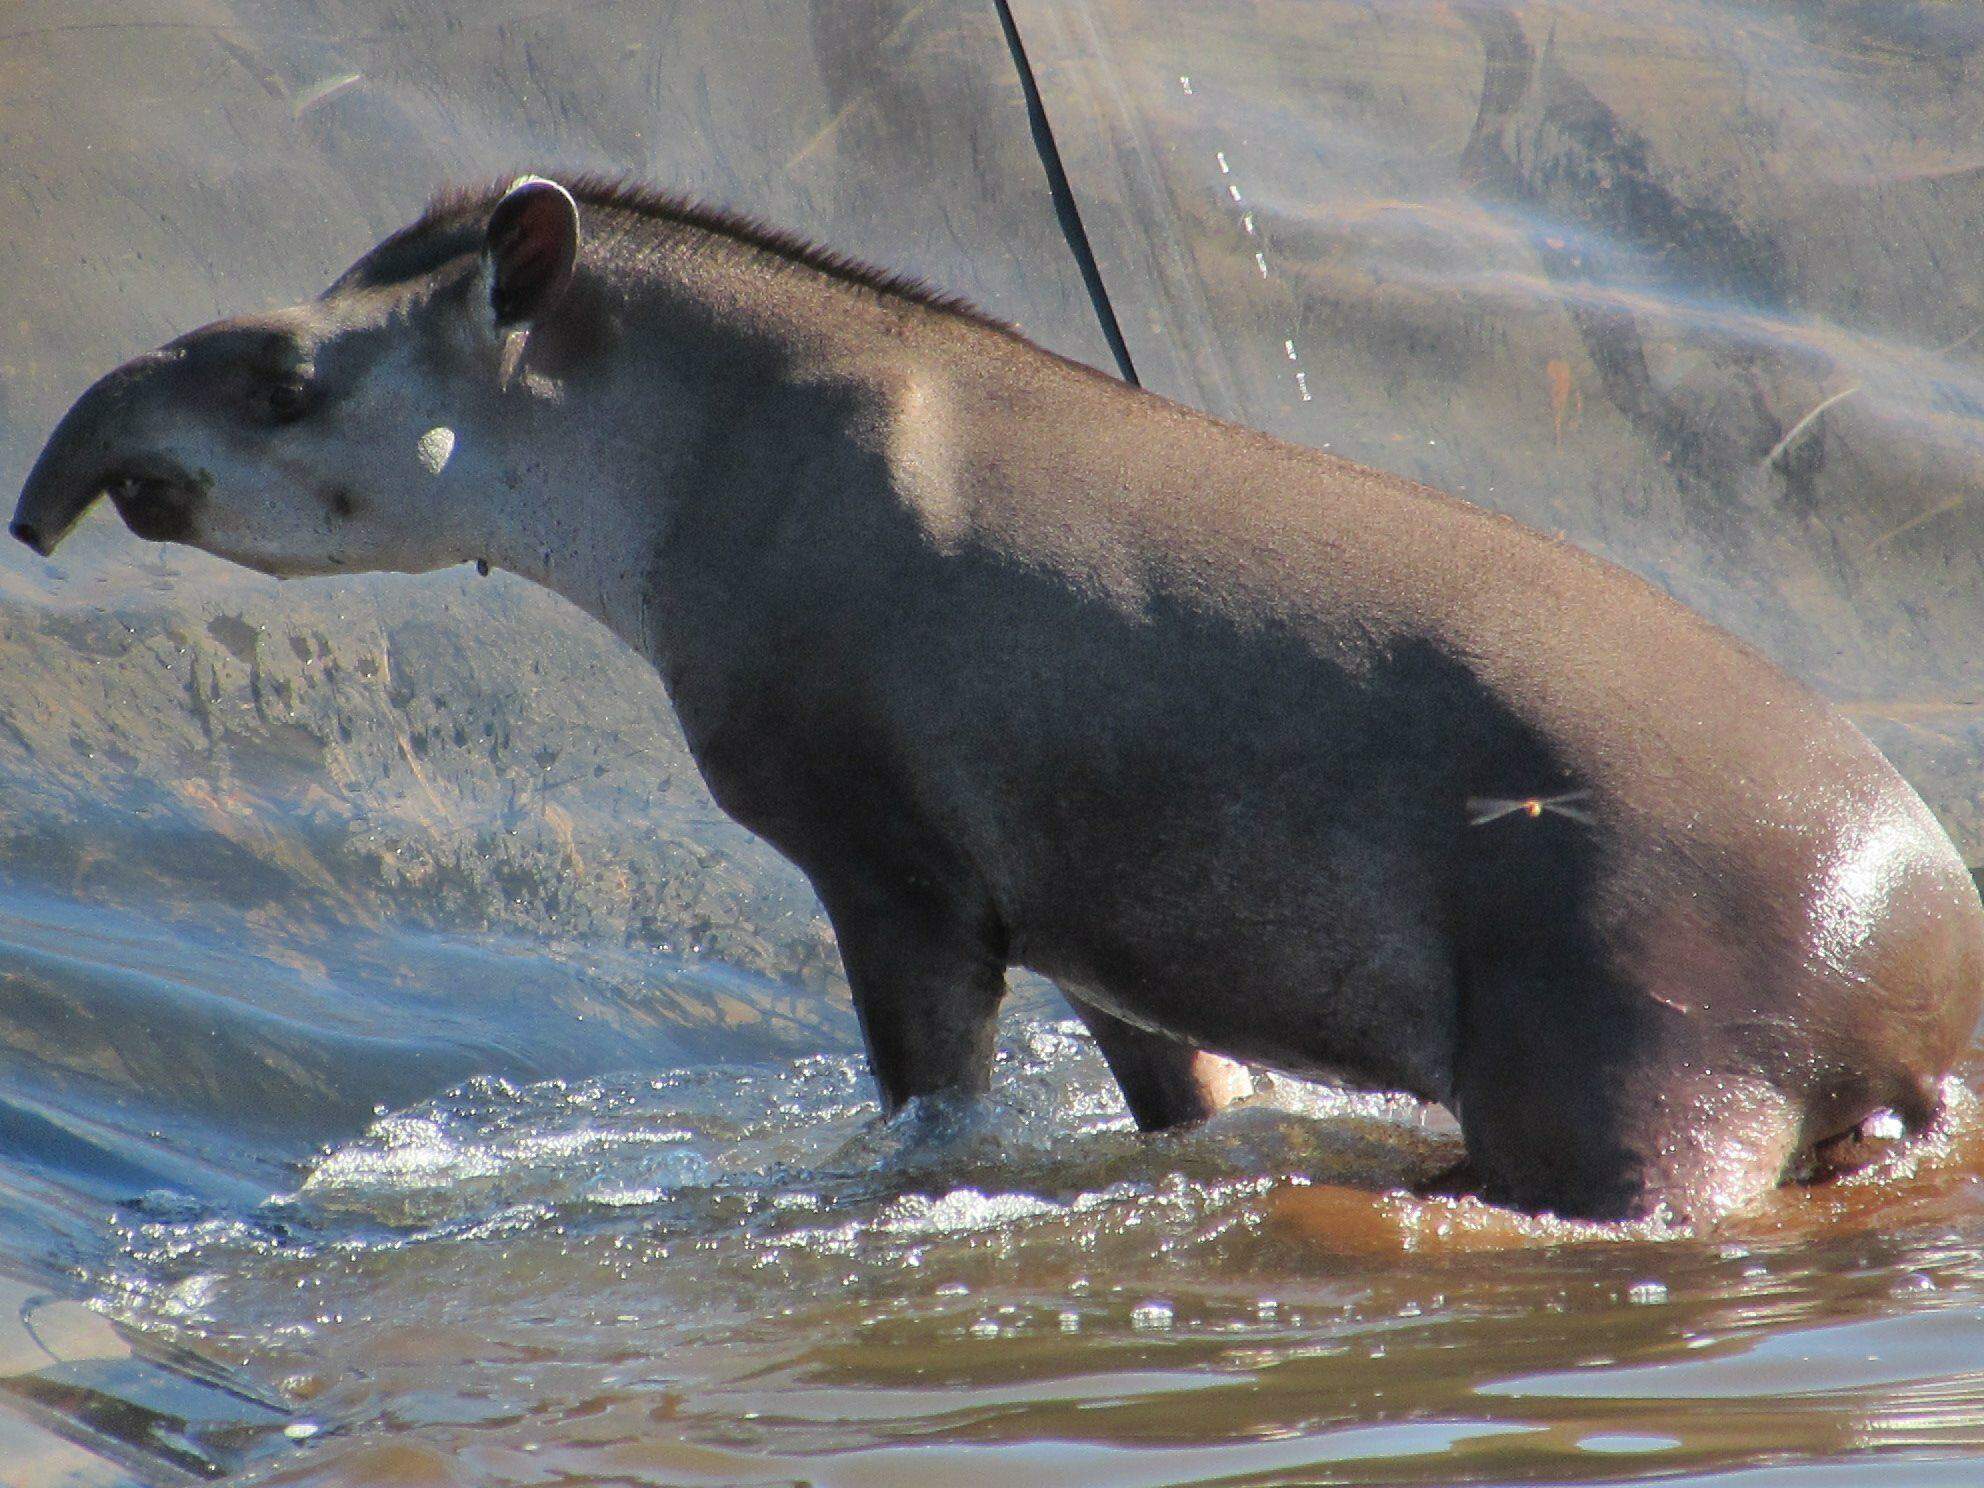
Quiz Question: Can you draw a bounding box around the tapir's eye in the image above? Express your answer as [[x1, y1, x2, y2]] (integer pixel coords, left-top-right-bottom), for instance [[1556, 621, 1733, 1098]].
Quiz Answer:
[[252, 377, 314, 426]]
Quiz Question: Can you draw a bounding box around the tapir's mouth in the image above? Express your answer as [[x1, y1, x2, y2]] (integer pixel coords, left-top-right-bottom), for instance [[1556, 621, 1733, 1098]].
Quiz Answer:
[[104, 471, 198, 544]]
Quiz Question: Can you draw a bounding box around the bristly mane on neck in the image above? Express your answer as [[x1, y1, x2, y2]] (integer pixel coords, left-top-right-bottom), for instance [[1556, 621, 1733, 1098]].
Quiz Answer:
[[337, 173, 1018, 334]]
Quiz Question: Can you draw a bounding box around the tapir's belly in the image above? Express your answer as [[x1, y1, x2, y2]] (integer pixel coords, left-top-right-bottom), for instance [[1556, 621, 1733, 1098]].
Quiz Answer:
[[1006, 817, 1463, 1102]]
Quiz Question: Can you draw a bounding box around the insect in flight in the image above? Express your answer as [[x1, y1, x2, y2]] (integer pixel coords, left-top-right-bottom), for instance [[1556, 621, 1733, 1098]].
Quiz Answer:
[[1465, 789, 1594, 828]]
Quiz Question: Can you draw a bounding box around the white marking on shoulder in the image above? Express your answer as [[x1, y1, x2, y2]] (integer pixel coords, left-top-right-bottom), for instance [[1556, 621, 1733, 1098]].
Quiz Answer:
[[416, 425, 456, 475]]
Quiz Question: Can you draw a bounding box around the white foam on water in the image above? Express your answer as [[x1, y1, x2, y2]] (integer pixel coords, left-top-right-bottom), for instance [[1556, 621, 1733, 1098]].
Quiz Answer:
[[879, 1188, 1066, 1236]]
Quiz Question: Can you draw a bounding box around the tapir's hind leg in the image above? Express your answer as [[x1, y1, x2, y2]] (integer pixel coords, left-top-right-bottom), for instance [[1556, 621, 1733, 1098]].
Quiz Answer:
[[1066, 996, 1254, 1129], [1453, 964, 1801, 1223]]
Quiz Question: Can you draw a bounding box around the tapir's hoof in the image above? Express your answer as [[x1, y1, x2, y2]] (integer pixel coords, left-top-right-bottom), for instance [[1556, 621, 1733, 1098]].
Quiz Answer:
[[1803, 1108, 1915, 1182]]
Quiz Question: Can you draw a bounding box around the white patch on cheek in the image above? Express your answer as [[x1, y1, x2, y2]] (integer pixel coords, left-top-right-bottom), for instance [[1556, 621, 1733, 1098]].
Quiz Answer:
[[416, 425, 456, 476]]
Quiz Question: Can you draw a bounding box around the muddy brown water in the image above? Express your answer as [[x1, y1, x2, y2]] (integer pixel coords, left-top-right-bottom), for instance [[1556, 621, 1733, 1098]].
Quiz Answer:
[[145, 1064, 1984, 1488]]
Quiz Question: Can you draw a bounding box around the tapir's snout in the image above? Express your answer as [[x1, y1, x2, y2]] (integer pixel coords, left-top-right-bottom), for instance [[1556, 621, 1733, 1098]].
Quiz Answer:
[[9, 518, 50, 557], [12, 348, 192, 558]]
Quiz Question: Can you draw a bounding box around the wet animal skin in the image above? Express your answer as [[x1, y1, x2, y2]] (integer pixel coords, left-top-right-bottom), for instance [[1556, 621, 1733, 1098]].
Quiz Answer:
[[13, 174, 1984, 1222]]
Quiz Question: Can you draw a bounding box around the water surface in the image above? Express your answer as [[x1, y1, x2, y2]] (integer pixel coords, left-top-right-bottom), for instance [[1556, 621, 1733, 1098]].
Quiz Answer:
[[5, 893, 1983, 1486]]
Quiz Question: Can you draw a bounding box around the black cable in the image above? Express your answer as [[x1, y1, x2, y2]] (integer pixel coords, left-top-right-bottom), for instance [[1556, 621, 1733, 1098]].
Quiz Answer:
[[991, 0, 1141, 386]]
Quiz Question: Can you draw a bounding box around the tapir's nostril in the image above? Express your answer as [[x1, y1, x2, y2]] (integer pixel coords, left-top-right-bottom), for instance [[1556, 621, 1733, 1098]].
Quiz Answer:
[[9, 521, 42, 552]]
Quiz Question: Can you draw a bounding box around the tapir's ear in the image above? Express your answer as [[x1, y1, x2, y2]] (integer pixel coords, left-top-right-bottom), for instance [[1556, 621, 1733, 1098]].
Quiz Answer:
[[485, 176, 580, 328]]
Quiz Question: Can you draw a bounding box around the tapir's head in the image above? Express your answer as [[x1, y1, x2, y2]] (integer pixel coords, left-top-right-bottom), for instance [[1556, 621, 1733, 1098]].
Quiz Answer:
[[11, 176, 583, 576]]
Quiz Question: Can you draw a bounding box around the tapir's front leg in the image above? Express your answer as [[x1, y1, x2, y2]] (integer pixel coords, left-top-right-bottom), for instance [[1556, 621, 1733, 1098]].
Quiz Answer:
[[813, 871, 1009, 1113]]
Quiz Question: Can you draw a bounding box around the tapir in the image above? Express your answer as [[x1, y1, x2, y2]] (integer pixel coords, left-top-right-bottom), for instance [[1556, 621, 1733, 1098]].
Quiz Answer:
[[14, 175, 1983, 1222]]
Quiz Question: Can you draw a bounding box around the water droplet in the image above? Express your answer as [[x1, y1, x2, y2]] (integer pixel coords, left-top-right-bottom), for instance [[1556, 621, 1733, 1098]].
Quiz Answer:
[[1627, 1280, 1668, 1305], [1059, 1310, 1081, 1333], [1131, 1300, 1174, 1331], [969, 1317, 1001, 1338], [1178, 75, 1193, 94]]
